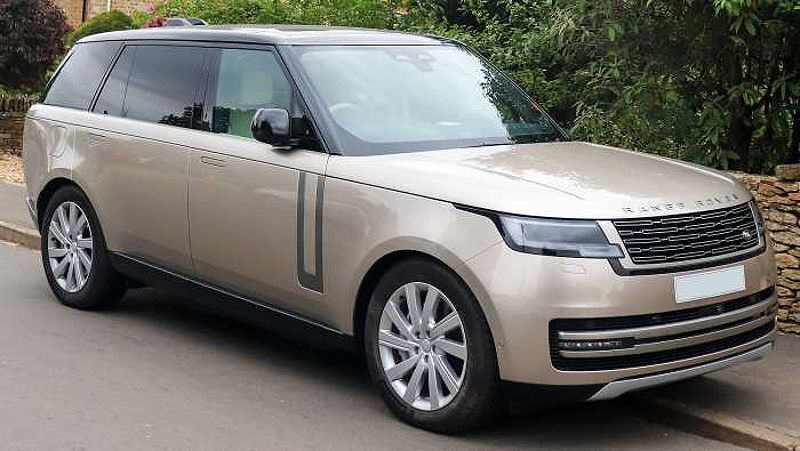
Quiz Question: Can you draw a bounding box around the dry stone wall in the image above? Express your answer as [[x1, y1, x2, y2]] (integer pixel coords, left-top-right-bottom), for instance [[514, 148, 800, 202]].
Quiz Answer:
[[0, 97, 35, 156], [732, 166, 800, 334]]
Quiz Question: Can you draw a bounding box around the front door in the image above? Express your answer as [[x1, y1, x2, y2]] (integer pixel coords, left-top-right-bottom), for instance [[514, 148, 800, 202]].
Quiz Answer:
[[188, 46, 329, 318]]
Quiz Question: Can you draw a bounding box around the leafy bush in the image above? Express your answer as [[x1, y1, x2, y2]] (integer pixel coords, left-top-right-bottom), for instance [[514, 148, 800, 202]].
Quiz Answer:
[[68, 10, 134, 46], [137, 0, 800, 174], [0, 0, 69, 89], [154, 0, 398, 29]]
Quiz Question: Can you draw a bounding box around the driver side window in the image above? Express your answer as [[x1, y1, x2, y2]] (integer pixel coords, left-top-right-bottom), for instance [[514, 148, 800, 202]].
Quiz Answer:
[[212, 49, 293, 138]]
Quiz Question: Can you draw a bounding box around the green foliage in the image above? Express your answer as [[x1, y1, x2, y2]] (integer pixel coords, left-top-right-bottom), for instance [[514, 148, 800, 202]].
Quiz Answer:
[[68, 10, 134, 46], [0, 0, 69, 89], [133, 0, 800, 174], [399, 0, 800, 173], [154, 0, 398, 28]]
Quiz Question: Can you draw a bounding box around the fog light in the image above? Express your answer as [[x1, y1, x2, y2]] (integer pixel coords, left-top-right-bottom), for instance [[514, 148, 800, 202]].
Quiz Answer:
[[559, 339, 630, 351]]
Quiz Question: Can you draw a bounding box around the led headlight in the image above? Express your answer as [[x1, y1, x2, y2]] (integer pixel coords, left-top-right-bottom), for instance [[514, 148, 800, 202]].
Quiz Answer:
[[498, 215, 623, 258]]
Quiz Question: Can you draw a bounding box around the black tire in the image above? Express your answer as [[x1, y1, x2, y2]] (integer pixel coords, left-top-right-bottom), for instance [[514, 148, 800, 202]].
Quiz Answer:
[[40, 185, 127, 309], [364, 257, 500, 433]]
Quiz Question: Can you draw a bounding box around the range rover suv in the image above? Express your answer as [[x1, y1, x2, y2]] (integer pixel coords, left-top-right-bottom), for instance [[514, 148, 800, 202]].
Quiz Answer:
[[23, 25, 777, 433]]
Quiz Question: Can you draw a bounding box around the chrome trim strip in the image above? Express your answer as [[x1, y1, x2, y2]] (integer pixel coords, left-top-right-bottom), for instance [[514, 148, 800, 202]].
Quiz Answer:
[[558, 295, 775, 341], [588, 342, 773, 401], [560, 314, 774, 358]]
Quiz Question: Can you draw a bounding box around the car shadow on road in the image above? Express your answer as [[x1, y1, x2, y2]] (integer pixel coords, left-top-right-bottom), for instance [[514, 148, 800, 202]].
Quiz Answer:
[[90, 287, 726, 449]]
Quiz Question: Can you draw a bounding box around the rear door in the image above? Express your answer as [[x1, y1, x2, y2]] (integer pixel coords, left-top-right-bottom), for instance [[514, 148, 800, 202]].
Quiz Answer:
[[77, 43, 208, 273], [188, 45, 329, 319]]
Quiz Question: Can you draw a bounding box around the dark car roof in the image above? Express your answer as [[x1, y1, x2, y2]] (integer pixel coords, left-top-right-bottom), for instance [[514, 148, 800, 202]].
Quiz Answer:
[[79, 25, 447, 46]]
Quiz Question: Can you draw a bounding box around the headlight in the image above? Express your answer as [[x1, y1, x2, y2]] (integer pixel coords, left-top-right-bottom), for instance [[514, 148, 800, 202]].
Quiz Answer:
[[498, 215, 623, 258]]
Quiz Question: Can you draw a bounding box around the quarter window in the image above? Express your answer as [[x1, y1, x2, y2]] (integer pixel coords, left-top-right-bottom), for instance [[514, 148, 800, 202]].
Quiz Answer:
[[93, 45, 135, 117], [123, 45, 205, 128], [43, 41, 121, 110]]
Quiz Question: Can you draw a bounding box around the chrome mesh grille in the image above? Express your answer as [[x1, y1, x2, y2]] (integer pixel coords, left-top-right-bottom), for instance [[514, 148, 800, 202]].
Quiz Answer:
[[612, 203, 760, 265]]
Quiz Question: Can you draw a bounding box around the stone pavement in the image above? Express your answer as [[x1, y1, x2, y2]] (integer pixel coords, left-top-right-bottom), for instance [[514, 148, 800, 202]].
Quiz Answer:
[[0, 181, 30, 228]]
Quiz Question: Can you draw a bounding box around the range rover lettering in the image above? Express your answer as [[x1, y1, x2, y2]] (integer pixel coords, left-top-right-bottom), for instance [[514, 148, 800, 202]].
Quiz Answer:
[[23, 26, 777, 433]]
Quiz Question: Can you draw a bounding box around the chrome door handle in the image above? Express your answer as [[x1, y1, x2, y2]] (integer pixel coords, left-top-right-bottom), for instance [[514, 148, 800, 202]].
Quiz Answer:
[[200, 155, 227, 167]]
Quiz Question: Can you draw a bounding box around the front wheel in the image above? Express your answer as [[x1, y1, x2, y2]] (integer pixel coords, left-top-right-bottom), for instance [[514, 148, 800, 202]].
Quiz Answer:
[[364, 258, 500, 433], [40, 185, 127, 309]]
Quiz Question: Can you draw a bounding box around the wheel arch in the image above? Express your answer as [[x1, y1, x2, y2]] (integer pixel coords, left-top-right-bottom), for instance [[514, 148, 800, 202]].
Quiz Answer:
[[36, 177, 87, 230], [351, 249, 504, 358]]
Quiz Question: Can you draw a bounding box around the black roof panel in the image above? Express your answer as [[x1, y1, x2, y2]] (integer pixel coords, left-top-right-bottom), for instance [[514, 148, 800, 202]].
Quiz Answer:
[[79, 25, 446, 46]]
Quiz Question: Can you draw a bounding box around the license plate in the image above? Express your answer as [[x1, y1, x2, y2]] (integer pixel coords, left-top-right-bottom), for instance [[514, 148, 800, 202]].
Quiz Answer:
[[673, 265, 745, 303]]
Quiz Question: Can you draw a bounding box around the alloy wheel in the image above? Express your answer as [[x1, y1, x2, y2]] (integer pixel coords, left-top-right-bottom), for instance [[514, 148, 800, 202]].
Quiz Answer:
[[47, 201, 93, 293], [378, 282, 467, 411]]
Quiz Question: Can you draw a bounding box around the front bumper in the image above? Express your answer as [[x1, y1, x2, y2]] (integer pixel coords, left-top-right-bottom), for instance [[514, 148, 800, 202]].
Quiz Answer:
[[588, 341, 772, 401], [460, 239, 776, 388]]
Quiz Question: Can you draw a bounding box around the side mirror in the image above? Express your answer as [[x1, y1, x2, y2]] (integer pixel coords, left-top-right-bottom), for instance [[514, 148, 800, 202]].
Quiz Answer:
[[251, 108, 290, 146]]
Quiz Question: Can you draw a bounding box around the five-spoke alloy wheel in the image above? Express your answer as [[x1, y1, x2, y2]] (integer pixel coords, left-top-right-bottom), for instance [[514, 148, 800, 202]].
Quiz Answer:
[[40, 185, 127, 309], [365, 258, 500, 433]]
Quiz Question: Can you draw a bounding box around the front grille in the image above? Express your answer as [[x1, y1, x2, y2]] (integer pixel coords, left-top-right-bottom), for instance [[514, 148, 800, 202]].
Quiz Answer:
[[612, 203, 760, 265], [550, 287, 775, 371]]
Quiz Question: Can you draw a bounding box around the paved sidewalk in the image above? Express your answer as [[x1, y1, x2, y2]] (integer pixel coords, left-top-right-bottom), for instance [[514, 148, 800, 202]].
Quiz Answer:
[[638, 334, 800, 438], [0, 181, 31, 228]]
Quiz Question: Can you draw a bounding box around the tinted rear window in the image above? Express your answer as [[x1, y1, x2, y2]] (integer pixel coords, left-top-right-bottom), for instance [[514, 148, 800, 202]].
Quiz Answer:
[[123, 45, 205, 128], [43, 41, 121, 110], [93, 45, 135, 117]]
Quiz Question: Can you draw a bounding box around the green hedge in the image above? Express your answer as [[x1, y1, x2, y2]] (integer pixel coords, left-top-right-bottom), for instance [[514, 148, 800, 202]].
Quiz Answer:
[[68, 10, 134, 46]]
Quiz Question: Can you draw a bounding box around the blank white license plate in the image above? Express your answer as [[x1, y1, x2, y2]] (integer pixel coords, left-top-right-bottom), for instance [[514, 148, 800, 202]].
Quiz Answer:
[[673, 265, 745, 303]]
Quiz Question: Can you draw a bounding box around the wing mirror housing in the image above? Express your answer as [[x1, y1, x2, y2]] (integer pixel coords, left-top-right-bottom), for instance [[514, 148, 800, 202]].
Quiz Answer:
[[251, 108, 291, 146]]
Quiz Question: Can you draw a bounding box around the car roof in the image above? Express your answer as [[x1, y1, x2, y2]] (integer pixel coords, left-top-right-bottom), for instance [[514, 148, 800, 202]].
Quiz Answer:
[[79, 25, 448, 46]]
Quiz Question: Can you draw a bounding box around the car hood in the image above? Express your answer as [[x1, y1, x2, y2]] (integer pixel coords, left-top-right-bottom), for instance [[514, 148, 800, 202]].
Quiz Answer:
[[325, 142, 752, 219]]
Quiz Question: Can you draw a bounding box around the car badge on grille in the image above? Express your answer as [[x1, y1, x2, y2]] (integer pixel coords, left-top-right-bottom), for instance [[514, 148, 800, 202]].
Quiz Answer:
[[742, 230, 753, 240]]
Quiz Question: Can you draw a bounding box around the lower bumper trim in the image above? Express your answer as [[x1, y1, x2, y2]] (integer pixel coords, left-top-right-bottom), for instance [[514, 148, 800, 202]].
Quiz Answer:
[[588, 342, 773, 401]]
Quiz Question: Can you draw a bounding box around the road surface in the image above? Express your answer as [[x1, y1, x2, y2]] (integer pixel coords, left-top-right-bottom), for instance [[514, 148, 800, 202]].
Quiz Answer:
[[0, 242, 740, 450]]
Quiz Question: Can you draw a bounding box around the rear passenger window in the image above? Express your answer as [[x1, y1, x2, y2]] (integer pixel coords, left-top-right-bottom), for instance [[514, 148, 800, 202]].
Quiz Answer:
[[212, 49, 292, 138], [123, 46, 205, 128], [43, 41, 121, 110], [93, 46, 135, 117]]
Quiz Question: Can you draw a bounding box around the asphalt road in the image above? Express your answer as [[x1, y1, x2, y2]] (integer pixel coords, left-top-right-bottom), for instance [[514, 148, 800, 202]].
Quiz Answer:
[[0, 242, 741, 450]]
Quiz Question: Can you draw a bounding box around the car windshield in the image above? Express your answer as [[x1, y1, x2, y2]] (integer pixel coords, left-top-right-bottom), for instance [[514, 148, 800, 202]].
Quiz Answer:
[[291, 45, 567, 155]]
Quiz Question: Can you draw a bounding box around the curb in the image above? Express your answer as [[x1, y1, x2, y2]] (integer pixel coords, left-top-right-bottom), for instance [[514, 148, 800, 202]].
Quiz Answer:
[[0, 220, 40, 250], [628, 394, 800, 451]]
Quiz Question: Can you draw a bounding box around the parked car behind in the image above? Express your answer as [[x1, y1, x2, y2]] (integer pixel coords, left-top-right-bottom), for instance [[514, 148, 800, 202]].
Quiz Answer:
[[24, 25, 777, 433]]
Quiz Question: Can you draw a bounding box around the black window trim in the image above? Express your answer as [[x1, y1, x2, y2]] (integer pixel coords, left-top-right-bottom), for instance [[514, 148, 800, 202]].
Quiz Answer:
[[202, 42, 330, 154], [90, 41, 210, 130], [87, 39, 330, 154], [42, 41, 123, 111], [89, 42, 129, 114]]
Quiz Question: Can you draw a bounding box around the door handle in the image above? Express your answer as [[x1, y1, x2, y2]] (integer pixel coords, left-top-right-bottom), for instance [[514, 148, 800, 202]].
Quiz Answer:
[[200, 155, 227, 167], [88, 132, 107, 145]]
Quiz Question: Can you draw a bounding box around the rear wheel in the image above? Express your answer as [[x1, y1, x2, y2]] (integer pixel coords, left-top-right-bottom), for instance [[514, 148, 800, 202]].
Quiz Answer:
[[364, 258, 500, 433], [41, 185, 127, 309]]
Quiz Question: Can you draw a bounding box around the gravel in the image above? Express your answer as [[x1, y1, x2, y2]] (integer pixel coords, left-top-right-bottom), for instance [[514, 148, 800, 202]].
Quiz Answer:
[[0, 152, 24, 185]]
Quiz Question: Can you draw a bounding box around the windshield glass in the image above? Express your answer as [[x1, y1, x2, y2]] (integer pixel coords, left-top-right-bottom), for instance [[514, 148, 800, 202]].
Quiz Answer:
[[292, 45, 567, 155]]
